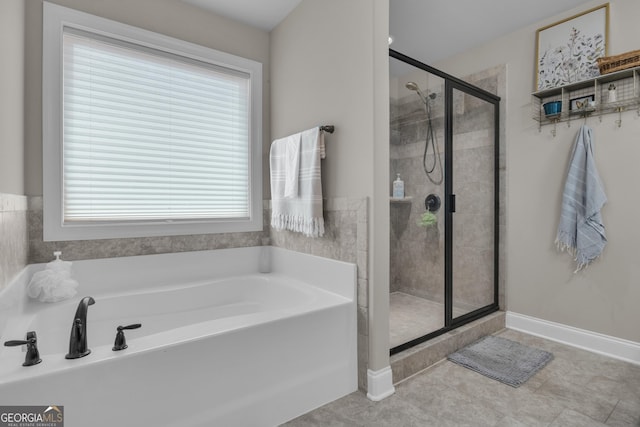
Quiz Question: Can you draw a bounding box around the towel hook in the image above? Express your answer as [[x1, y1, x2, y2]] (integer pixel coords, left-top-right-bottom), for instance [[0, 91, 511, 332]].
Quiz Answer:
[[550, 118, 558, 138], [319, 125, 335, 134]]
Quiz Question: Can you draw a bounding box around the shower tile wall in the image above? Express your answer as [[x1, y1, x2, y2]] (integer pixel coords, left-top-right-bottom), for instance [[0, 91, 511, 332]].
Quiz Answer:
[[0, 193, 28, 291], [390, 88, 445, 303], [452, 128, 495, 310], [390, 66, 506, 312]]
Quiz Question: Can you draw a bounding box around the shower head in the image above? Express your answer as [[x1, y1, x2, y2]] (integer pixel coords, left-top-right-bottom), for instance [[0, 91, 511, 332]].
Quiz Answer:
[[405, 81, 420, 92], [405, 82, 436, 103]]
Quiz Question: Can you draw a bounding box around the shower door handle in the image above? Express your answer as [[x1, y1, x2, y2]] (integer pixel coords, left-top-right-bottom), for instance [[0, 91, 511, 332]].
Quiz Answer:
[[450, 194, 456, 213]]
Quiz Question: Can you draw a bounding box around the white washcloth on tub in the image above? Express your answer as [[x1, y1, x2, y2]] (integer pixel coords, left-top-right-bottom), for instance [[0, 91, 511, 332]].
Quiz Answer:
[[270, 127, 325, 237]]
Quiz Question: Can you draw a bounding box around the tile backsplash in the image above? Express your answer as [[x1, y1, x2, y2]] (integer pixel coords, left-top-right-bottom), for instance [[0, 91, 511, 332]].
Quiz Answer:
[[0, 193, 28, 291], [27, 196, 267, 264]]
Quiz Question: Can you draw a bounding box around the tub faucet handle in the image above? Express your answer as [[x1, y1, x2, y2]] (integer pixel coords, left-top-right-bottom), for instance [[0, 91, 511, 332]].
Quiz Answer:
[[112, 323, 142, 351], [4, 331, 42, 366]]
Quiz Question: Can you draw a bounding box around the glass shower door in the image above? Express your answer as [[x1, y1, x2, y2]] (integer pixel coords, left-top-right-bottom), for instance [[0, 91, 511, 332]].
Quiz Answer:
[[446, 82, 498, 323], [389, 49, 500, 355], [389, 55, 447, 349]]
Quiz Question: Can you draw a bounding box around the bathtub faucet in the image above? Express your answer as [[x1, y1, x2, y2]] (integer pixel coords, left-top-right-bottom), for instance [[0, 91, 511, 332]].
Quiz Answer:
[[65, 296, 95, 359], [4, 331, 42, 366]]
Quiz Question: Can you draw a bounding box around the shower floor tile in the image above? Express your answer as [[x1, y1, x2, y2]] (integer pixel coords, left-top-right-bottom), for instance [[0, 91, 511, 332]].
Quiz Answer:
[[389, 292, 466, 348], [389, 292, 444, 348]]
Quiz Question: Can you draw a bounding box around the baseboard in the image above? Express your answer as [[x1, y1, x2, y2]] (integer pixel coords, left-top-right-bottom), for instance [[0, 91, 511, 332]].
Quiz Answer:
[[506, 311, 640, 365], [366, 367, 395, 401]]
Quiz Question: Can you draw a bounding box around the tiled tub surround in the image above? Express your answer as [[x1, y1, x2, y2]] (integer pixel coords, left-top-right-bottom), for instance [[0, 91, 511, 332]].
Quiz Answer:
[[0, 193, 28, 291], [28, 195, 372, 391], [269, 197, 370, 391], [0, 247, 357, 426], [27, 196, 268, 263], [389, 66, 506, 315]]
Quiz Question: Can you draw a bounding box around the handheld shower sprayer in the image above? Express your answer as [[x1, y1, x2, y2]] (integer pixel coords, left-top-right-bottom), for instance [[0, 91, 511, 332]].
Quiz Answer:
[[405, 81, 443, 185], [405, 82, 436, 105]]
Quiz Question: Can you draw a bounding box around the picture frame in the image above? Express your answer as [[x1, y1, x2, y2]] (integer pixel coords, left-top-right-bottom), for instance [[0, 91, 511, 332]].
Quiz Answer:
[[535, 4, 609, 91], [569, 94, 595, 111]]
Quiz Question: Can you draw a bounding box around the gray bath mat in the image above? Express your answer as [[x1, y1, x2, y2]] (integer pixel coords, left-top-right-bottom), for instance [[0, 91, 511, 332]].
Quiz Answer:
[[447, 335, 553, 387]]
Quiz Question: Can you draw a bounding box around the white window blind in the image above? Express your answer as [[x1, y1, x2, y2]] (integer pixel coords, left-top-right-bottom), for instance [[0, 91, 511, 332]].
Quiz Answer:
[[62, 28, 251, 223]]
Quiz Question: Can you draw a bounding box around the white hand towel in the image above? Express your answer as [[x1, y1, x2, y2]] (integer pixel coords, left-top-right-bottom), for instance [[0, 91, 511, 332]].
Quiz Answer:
[[270, 127, 325, 237], [283, 134, 301, 198], [270, 134, 301, 199]]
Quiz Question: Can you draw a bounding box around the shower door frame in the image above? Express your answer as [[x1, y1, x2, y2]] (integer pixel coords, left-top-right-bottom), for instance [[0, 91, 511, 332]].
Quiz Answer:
[[389, 49, 501, 356]]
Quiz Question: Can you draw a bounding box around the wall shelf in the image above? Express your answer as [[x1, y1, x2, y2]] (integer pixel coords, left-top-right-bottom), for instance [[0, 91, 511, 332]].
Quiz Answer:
[[390, 196, 413, 204], [532, 66, 640, 135]]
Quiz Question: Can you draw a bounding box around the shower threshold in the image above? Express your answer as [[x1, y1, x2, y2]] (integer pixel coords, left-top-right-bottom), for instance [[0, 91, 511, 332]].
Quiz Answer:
[[389, 291, 499, 355]]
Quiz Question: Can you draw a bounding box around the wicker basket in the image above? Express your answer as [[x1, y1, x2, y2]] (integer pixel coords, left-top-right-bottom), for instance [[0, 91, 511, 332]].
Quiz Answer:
[[597, 50, 640, 75]]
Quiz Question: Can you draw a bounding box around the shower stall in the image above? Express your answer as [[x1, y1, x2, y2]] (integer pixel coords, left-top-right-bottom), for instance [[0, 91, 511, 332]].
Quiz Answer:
[[389, 50, 500, 354]]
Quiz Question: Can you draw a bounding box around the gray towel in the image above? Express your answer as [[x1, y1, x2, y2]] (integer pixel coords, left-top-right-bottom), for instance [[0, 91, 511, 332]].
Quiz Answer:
[[556, 125, 607, 272]]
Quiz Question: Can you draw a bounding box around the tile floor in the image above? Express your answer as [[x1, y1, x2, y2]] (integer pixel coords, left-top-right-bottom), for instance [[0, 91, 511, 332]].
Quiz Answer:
[[283, 329, 640, 426]]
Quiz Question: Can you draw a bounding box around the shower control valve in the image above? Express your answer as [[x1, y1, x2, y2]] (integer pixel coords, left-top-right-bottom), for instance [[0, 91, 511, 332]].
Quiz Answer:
[[425, 194, 441, 212]]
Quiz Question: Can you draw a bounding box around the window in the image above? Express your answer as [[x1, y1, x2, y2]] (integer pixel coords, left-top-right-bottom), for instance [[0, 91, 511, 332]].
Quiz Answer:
[[43, 2, 262, 241]]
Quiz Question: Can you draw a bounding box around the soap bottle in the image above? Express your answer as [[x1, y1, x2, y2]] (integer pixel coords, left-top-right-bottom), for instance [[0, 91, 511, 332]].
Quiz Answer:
[[392, 173, 405, 199]]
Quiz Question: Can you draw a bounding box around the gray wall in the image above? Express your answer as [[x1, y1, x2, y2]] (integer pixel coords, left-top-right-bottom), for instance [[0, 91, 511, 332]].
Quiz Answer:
[[0, 1, 28, 290], [436, 0, 640, 342], [0, 0, 25, 195]]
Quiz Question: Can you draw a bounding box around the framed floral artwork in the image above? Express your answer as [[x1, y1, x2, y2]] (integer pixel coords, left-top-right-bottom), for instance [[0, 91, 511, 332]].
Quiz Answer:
[[536, 4, 609, 91]]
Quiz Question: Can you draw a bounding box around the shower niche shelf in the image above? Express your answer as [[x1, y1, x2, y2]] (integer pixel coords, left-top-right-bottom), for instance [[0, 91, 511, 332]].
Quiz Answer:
[[390, 196, 413, 204], [532, 66, 640, 132]]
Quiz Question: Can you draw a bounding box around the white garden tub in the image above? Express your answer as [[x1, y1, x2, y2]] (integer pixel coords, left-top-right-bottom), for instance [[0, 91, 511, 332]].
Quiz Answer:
[[0, 247, 357, 427]]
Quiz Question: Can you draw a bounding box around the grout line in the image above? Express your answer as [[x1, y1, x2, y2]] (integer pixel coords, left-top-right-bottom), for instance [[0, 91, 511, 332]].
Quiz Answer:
[[604, 399, 620, 424], [547, 409, 564, 426]]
